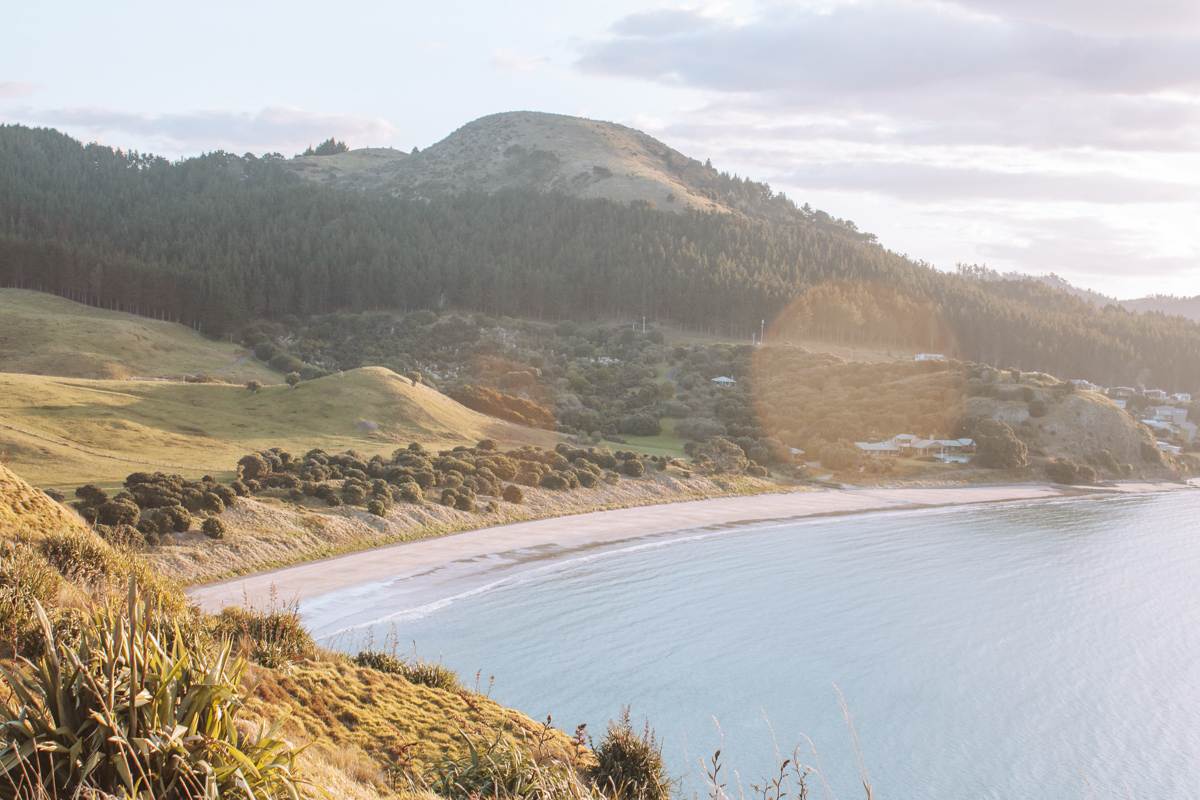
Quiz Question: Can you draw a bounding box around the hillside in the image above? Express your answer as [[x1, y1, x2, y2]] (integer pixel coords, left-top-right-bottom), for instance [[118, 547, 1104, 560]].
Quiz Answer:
[[1122, 295, 1200, 322], [287, 110, 793, 219], [0, 288, 279, 381], [0, 462, 586, 800], [0, 366, 554, 488], [4, 123, 1200, 390]]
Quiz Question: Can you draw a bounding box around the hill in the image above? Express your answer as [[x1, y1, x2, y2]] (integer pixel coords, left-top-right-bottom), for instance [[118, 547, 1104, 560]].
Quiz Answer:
[[0, 288, 279, 381], [0, 366, 554, 488], [1121, 295, 1200, 322], [287, 110, 801, 220], [4, 123, 1200, 390]]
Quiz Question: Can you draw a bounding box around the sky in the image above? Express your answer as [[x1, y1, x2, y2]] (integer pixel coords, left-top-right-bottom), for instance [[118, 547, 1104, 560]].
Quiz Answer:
[[4, 0, 1199, 300]]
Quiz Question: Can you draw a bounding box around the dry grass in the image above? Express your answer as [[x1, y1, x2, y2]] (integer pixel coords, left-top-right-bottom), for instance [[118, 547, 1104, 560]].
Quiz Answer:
[[243, 658, 579, 797], [0, 366, 555, 489], [0, 288, 279, 382], [147, 471, 773, 586]]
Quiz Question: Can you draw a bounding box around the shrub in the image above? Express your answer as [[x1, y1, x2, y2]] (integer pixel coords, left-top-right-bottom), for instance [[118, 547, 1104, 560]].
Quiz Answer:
[[73, 484, 108, 508], [747, 463, 769, 477], [286, 371, 301, 388], [245, 380, 262, 393], [619, 413, 662, 437], [502, 484, 525, 504], [238, 452, 271, 481], [212, 603, 315, 668], [95, 498, 141, 527], [588, 709, 671, 800], [1029, 399, 1048, 417], [353, 650, 462, 691], [0, 588, 301, 799], [621, 458, 646, 478], [539, 472, 571, 491], [973, 418, 1029, 469], [202, 516, 227, 539], [367, 498, 389, 517]]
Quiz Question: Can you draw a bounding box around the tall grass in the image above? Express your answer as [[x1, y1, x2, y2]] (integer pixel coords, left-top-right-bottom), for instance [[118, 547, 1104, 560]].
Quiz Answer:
[[0, 581, 302, 799]]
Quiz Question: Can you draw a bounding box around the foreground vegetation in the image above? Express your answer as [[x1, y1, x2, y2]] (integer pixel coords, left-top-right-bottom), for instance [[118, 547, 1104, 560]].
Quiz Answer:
[[1, 460, 847, 800]]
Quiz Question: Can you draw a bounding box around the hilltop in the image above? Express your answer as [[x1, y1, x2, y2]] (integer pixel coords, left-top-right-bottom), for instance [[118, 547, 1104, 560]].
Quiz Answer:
[[287, 110, 798, 219], [1122, 295, 1200, 322], [0, 288, 279, 381], [0, 366, 554, 488]]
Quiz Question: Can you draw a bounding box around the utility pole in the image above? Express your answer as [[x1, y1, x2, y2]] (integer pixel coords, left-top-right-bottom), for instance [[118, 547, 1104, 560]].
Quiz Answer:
[[760, 319, 766, 346]]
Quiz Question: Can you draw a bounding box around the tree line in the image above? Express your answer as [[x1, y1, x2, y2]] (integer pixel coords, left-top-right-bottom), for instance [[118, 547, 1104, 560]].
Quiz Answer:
[[1, 123, 1198, 390]]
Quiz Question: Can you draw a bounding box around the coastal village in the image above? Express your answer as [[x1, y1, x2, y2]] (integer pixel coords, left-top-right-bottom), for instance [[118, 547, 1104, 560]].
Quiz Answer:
[[851, 354, 1197, 465]]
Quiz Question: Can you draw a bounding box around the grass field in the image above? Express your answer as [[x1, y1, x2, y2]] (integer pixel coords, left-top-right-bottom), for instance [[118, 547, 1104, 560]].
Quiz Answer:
[[0, 289, 279, 382], [0, 366, 555, 490], [618, 418, 688, 458]]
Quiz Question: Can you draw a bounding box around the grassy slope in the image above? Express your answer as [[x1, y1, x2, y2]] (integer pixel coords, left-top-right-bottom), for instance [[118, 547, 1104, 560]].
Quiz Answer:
[[0, 366, 555, 489], [0, 289, 279, 382]]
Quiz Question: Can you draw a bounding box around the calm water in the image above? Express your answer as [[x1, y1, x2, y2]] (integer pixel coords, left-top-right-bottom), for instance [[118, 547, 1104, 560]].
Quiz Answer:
[[304, 490, 1200, 799]]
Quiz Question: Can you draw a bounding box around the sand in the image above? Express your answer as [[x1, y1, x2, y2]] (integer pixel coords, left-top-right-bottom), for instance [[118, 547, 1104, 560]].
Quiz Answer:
[[188, 481, 1191, 613]]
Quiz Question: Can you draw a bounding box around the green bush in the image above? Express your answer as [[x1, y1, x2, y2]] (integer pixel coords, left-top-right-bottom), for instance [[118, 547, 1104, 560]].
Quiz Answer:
[[353, 650, 462, 692], [620, 459, 646, 478], [212, 603, 315, 669], [0, 586, 301, 799], [201, 516, 227, 539], [588, 709, 671, 800], [502, 484, 525, 504]]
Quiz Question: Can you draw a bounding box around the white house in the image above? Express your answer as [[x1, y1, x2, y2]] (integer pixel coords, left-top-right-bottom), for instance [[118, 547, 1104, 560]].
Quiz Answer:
[[1145, 389, 1169, 401], [1172, 392, 1193, 404], [1111, 398, 1128, 410], [1070, 379, 1099, 391], [1111, 387, 1138, 399], [1158, 441, 1183, 455], [855, 441, 901, 457], [1152, 406, 1189, 425], [914, 353, 946, 362], [711, 376, 737, 386]]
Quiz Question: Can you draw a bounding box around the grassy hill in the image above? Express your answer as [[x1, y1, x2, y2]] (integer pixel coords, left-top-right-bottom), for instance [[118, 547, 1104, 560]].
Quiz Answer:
[[0, 366, 555, 489], [0, 463, 584, 800], [288, 110, 789, 218], [0, 288, 279, 381]]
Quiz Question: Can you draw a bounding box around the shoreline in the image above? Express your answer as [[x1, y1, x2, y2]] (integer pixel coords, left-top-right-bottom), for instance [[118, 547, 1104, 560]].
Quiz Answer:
[[188, 479, 1190, 613]]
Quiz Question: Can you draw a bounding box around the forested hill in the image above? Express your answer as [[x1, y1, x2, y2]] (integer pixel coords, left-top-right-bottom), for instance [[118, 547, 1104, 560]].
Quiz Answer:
[[1, 123, 1199, 391], [1122, 295, 1200, 322]]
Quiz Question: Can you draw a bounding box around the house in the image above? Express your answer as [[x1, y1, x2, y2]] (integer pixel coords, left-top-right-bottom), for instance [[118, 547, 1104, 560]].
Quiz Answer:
[[1142, 419, 1173, 435], [855, 441, 900, 457], [1152, 406, 1189, 425], [914, 353, 946, 362], [1180, 421, 1198, 443], [1111, 398, 1128, 410], [1070, 379, 1099, 391], [711, 376, 737, 386], [1172, 392, 1193, 404], [1158, 441, 1183, 456], [1111, 387, 1138, 399], [1144, 389, 1169, 402]]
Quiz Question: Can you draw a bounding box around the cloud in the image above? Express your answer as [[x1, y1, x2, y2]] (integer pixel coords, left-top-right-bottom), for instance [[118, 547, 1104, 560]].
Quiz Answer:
[[12, 105, 397, 155], [976, 215, 1200, 279], [582, 4, 1200, 95], [768, 161, 1197, 204], [490, 49, 549, 72], [943, 0, 1200, 35], [0, 81, 37, 99]]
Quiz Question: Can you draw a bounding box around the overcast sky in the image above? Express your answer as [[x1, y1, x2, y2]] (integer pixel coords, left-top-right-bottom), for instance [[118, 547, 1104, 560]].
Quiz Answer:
[[5, 0, 1198, 299]]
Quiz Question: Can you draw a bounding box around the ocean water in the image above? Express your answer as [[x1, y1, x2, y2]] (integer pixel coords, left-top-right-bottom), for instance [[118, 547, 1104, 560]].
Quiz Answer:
[[303, 490, 1200, 799]]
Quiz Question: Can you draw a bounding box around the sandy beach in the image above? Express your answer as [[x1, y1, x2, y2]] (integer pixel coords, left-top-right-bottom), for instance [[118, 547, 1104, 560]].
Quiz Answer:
[[188, 480, 1189, 613]]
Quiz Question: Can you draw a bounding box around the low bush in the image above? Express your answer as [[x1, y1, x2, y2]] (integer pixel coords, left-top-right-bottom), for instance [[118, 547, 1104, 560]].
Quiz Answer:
[[212, 603, 315, 668], [353, 650, 462, 692], [0, 585, 301, 799]]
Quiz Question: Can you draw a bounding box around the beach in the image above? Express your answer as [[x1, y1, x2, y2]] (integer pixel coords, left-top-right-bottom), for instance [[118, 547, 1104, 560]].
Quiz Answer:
[[188, 480, 1188, 612]]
